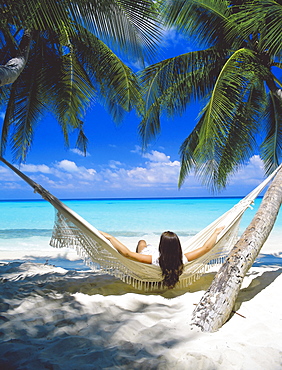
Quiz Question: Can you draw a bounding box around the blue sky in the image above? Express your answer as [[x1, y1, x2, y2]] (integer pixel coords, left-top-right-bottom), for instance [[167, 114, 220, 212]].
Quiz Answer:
[[0, 29, 267, 200]]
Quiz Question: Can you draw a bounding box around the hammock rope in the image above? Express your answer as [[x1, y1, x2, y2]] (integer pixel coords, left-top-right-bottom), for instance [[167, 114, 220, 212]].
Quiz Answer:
[[1, 156, 281, 290]]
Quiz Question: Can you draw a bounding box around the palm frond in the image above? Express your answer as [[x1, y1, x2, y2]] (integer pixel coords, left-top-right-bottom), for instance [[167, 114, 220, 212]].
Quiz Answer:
[[194, 49, 260, 150], [40, 33, 94, 145], [228, 0, 282, 56], [75, 119, 88, 156], [8, 65, 47, 161], [261, 91, 282, 174], [179, 48, 267, 190], [3, 0, 73, 34], [162, 0, 231, 47], [1, 29, 96, 160], [4, 0, 162, 64], [178, 118, 202, 188], [0, 84, 17, 157], [138, 47, 228, 145], [69, 0, 162, 63], [73, 28, 142, 121], [0, 27, 18, 59]]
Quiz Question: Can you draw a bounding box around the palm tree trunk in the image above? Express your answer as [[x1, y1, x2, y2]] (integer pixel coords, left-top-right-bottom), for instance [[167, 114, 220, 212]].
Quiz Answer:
[[191, 166, 282, 332], [0, 30, 32, 86]]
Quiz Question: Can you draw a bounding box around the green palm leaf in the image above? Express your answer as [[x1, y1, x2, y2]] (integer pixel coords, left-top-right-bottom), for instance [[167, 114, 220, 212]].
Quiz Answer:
[[261, 91, 282, 174], [72, 0, 162, 62], [228, 1, 282, 56], [3, 0, 162, 62], [37, 31, 94, 147], [162, 0, 231, 46], [138, 0, 282, 190], [138, 47, 228, 145], [0, 84, 17, 156], [6, 69, 47, 161], [179, 48, 267, 190], [73, 27, 142, 120]]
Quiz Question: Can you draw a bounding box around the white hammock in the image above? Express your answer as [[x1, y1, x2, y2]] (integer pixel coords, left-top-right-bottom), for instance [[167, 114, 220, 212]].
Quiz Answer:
[[1, 156, 281, 290]]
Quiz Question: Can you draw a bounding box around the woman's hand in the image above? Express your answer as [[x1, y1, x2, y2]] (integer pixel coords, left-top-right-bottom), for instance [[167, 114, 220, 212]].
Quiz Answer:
[[99, 231, 112, 240], [215, 226, 225, 235]]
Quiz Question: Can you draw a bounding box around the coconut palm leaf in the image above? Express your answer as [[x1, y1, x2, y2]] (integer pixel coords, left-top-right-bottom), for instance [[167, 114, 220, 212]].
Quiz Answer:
[[73, 27, 142, 120], [74, 119, 88, 156], [227, 0, 282, 56], [194, 49, 258, 149], [3, 0, 161, 63], [138, 47, 228, 145], [179, 48, 267, 189], [162, 0, 231, 46], [261, 91, 282, 174], [0, 84, 18, 156], [3, 0, 73, 33], [34, 30, 95, 146], [72, 0, 162, 62], [137, 0, 282, 190], [6, 69, 47, 161], [0, 29, 93, 160], [1, 0, 161, 160]]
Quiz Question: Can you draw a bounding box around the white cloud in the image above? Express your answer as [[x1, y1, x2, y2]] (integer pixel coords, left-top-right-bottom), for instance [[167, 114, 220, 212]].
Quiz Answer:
[[55, 160, 97, 181], [56, 160, 79, 173], [109, 160, 123, 169], [142, 150, 171, 163], [0, 166, 20, 181], [21, 163, 52, 173], [130, 145, 142, 154], [70, 148, 90, 157], [0, 151, 270, 198], [99, 150, 190, 191], [229, 155, 264, 186]]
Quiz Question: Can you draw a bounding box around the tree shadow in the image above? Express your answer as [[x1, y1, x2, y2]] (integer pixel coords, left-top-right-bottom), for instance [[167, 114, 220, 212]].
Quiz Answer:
[[0, 258, 218, 299], [233, 267, 282, 313], [0, 261, 202, 369], [253, 252, 282, 267]]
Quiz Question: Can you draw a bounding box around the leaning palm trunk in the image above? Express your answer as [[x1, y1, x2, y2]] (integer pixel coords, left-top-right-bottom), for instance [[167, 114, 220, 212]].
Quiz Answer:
[[191, 166, 282, 332], [0, 30, 32, 86]]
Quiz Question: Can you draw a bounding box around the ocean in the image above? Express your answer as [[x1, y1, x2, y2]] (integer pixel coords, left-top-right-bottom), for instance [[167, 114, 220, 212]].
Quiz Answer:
[[0, 197, 281, 268]]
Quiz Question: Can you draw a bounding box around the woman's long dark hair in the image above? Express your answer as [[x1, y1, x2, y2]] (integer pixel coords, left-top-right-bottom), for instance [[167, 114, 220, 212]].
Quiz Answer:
[[158, 231, 183, 289]]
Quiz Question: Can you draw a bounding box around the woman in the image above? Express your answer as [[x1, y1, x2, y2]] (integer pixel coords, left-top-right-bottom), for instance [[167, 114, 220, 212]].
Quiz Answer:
[[100, 227, 224, 288]]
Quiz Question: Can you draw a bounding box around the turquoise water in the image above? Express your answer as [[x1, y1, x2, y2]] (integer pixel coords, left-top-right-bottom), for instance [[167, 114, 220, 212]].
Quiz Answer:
[[0, 197, 267, 237], [0, 197, 281, 268]]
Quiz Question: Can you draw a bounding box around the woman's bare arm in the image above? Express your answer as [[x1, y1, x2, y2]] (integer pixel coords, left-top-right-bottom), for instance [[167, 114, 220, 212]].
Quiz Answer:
[[99, 231, 152, 264], [184, 226, 225, 262]]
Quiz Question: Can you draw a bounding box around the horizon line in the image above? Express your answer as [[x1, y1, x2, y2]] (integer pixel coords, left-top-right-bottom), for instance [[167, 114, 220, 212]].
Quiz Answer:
[[0, 195, 264, 202]]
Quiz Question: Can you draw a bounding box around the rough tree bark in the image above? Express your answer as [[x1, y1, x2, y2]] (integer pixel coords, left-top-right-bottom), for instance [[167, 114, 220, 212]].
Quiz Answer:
[[191, 166, 282, 332], [0, 30, 32, 87]]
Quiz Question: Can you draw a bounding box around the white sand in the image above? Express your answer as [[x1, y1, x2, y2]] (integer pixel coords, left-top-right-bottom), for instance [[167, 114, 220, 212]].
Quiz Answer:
[[0, 228, 282, 369]]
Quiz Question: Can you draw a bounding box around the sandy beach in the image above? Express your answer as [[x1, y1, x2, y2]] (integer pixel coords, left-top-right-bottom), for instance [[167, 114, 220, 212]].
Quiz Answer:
[[0, 230, 282, 369]]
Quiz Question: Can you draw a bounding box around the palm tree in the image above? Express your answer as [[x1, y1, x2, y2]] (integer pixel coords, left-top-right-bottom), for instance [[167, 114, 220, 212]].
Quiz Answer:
[[139, 0, 282, 190], [191, 166, 282, 332], [0, 0, 161, 161], [139, 0, 282, 331]]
